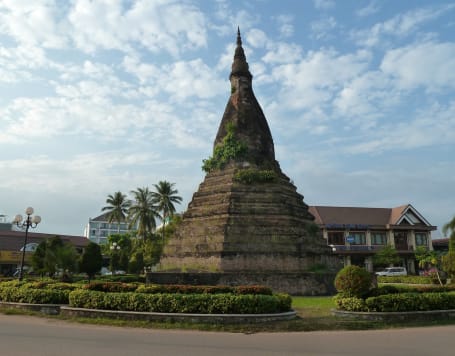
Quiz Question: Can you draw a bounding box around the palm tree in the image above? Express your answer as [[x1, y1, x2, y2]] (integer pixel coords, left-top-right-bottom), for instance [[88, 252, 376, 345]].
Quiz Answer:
[[128, 187, 159, 240], [151, 181, 182, 242], [443, 215, 455, 251], [102, 191, 130, 233]]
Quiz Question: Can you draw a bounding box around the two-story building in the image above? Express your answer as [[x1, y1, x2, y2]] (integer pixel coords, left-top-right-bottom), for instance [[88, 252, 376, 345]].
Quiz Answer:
[[84, 212, 132, 244], [308, 204, 436, 274]]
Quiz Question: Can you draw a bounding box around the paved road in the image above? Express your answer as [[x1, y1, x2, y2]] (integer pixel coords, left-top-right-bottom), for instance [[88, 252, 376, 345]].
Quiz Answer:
[[1, 314, 455, 356]]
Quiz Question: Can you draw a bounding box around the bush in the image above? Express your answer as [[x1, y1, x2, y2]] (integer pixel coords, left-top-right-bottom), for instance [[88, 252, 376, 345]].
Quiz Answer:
[[334, 265, 372, 297], [377, 275, 433, 284], [0, 285, 70, 304], [135, 284, 272, 295], [367, 285, 401, 297], [68, 290, 291, 314], [365, 292, 455, 312], [333, 295, 367, 312], [83, 282, 139, 293]]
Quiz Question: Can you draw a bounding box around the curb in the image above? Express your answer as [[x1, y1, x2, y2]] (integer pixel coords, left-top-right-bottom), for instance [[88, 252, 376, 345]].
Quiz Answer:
[[0, 302, 296, 324], [332, 308, 455, 322]]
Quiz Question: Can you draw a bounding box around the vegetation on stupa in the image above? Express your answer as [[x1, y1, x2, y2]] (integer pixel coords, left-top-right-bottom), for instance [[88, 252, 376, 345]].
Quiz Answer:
[[202, 123, 247, 172], [233, 168, 277, 184]]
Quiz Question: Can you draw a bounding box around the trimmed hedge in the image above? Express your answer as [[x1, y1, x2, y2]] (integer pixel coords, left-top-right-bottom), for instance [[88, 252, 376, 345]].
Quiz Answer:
[[335, 291, 455, 312], [69, 289, 291, 314], [135, 284, 273, 295], [366, 292, 455, 312], [377, 275, 433, 284], [83, 282, 139, 293], [0, 285, 70, 304]]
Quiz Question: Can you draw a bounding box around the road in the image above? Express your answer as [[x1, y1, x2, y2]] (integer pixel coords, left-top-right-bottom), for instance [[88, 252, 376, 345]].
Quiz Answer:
[[1, 314, 454, 356]]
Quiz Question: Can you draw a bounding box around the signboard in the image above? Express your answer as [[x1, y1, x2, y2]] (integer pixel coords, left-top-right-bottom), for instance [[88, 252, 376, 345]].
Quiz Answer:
[[0, 251, 32, 263], [345, 236, 355, 243]]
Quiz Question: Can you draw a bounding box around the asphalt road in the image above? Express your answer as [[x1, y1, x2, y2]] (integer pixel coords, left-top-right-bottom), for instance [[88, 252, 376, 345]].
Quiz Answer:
[[1, 314, 455, 356]]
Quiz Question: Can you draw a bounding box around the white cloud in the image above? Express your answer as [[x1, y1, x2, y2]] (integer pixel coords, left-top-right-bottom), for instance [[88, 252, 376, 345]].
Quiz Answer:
[[0, 0, 69, 48], [274, 14, 294, 38], [351, 5, 455, 47], [313, 0, 335, 11], [271, 49, 371, 110], [310, 16, 337, 40], [356, 1, 380, 17], [160, 59, 225, 101], [345, 100, 455, 154], [262, 42, 303, 64], [381, 41, 455, 91]]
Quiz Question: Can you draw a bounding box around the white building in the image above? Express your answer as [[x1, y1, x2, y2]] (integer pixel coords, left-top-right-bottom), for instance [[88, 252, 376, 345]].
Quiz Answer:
[[84, 212, 132, 244]]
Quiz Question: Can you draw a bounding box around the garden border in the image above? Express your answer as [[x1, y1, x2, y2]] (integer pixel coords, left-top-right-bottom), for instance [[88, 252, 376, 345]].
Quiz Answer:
[[0, 302, 296, 324], [332, 308, 455, 322]]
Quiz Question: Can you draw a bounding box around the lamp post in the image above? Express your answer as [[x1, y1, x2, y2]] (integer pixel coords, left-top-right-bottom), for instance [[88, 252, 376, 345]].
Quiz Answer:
[[13, 207, 41, 281], [110, 242, 121, 275]]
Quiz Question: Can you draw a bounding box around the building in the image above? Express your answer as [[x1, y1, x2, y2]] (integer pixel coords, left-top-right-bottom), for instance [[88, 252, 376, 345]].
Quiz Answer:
[[84, 212, 131, 244], [308, 204, 436, 274], [0, 230, 89, 276]]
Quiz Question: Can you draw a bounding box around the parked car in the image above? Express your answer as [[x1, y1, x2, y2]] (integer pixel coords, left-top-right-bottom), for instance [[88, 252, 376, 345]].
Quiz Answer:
[[376, 267, 407, 276]]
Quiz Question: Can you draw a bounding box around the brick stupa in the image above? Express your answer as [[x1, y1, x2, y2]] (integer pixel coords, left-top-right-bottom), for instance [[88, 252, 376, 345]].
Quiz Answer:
[[156, 30, 336, 293]]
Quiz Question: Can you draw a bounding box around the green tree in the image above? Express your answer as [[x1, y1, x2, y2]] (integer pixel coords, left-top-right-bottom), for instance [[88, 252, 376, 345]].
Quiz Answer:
[[31, 236, 78, 278], [415, 246, 444, 285], [441, 215, 455, 279], [151, 181, 182, 242], [102, 191, 130, 232], [107, 234, 132, 273], [128, 187, 159, 240], [79, 242, 103, 282], [373, 245, 400, 268]]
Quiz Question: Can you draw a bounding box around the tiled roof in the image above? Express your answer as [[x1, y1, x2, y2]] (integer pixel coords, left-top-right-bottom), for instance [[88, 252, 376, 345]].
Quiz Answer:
[[309, 204, 434, 228], [0, 230, 89, 251]]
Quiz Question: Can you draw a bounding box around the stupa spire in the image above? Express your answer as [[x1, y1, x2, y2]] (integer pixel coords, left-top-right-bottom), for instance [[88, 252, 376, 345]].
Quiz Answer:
[[230, 27, 252, 80]]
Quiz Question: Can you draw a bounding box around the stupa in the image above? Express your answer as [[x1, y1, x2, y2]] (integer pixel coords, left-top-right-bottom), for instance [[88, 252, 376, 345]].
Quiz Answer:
[[155, 29, 337, 294]]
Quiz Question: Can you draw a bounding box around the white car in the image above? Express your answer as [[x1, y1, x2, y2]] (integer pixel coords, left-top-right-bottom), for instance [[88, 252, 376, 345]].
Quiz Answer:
[[376, 267, 407, 276]]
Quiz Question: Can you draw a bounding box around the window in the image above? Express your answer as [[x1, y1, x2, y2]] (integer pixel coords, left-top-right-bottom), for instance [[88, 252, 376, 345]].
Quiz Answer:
[[371, 232, 387, 245], [349, 232, 366, 245], [327, 231, 344, 245], [415, 232, 428, 246]]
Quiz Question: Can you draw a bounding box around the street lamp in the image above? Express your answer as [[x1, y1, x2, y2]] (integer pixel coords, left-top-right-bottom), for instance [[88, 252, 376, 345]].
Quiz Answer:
[[13, 207, 41, 281], [109, 242, 121, 275]]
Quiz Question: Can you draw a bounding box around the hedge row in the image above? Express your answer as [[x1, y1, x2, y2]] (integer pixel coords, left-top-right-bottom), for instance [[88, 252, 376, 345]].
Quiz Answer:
[[335, 292, 455, 312], [377, 275, 433, 284], [0, 285, 70, 304], [82, 282, 273, 295], [69, 289, 291, 314]]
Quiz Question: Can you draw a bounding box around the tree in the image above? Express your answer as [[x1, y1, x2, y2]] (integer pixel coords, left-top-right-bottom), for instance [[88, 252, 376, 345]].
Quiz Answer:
[[151, 181, 182, 242], [31, 236, 78, 278], [102, 191, 130, 232], [415, 246, 444, 285], [128, 187, 159, 240], [373, 245, 400, 268], [79, 242, 103, 282], [441, 215, 455, 279]]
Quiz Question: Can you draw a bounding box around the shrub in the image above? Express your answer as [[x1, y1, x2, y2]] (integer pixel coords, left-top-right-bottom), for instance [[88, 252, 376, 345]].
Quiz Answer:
[[334, 265, 372, 297], [83, 282, 139, 293], [333, 295, 367, 312], [0, 286, 70, 304], [69, 290, 291, 314], [135, 284, 272, 295], [233, 169, 277, 184], [367, 285, 401, 297], [377, 275, 432, 284], [365, 292, 455, 312]]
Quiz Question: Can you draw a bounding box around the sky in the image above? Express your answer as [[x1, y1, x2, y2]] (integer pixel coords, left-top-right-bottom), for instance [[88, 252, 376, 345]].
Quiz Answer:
[[0, 0, 454, 238]]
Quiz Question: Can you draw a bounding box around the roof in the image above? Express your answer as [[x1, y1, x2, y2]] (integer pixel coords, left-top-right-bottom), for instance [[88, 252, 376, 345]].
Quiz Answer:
[[0, 230, 89, 251], [308, 204, 435, 229], [90, 211, 127, 222]]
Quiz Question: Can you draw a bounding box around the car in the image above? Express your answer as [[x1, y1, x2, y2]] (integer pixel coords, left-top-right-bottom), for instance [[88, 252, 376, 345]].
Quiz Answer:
[[376, 267, 407, 276]]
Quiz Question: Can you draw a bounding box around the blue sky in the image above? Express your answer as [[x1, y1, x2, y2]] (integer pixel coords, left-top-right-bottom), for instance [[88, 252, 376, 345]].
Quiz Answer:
[[0, 0, 454, 237]]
